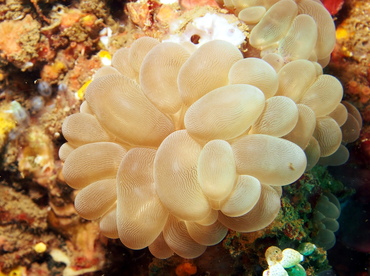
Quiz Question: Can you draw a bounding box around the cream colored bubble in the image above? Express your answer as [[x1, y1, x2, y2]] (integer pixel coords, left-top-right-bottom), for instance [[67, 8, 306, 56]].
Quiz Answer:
[[228, 58, 279, 98], [185, 84, 265, 141], [154, 130, 211, 221], [232, 134, 307, 186]]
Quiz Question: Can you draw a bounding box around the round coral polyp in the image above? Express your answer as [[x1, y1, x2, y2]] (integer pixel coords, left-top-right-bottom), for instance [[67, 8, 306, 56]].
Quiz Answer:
[[60, 0, 360, 259]]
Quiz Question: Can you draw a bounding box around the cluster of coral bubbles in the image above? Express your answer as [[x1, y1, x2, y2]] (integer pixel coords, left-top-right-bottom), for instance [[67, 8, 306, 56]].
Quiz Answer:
[[59, 0, 361, 259]]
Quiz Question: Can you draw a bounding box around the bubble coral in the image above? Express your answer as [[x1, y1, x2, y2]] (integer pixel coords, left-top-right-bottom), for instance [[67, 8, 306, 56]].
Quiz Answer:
[[216, 0, 336, 66], [312, 193, 341, 250], [263, 246, 305, 276], [60, 1, 359, 258]]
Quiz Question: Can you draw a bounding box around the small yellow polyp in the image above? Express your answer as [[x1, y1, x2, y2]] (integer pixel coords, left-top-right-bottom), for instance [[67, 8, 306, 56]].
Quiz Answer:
[[76, 79, 92, 100], [335, 26, 348, 40], [33, 242, 47, 253], [98, 50, 112, 66], [2, 267, 26, 276]]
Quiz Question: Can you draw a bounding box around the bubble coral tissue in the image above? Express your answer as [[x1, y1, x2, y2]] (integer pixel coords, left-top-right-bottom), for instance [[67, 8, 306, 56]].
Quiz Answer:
[[59, 0, 360, 259]]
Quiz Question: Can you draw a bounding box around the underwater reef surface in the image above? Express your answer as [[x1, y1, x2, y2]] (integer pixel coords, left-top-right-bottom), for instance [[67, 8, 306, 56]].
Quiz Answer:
[[0, 0, 368, 275]]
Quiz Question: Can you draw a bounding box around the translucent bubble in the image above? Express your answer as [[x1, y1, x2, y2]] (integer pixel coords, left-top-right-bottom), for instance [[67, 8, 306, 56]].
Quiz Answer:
[[37, 81, 52, 97], [30, 96, 45, 113], [10, 101, 29, 125]]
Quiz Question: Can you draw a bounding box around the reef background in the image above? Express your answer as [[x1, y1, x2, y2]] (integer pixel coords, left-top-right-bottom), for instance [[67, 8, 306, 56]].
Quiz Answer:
[[0, 0, 369, 275]]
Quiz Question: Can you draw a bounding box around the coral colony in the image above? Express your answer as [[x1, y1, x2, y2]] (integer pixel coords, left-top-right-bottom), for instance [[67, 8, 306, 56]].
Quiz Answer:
[[60, 0, 361, 262], [0, 0, 368, 274]]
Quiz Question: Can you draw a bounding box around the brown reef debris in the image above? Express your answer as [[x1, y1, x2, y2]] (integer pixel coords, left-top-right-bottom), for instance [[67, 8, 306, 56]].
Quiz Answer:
[[0, 184, 106, 275], [329, 0, 370, 119], [0, 0, 129, 273], [0, 14, 40, 70]]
